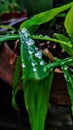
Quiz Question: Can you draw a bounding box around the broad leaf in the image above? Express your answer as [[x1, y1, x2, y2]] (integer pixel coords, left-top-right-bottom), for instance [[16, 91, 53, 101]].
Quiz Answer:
[[19, 28, 54, 130], [20, 2, 73, 34]]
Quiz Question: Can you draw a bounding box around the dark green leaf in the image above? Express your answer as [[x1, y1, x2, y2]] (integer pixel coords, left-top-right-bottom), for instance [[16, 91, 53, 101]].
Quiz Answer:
[[61, 65, 73, 115], [12, 56, 21, 110]]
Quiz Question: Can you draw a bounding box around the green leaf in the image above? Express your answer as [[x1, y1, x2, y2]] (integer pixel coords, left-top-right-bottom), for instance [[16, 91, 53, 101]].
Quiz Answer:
[[19, 28, 54, 130], [23, 71, 54, 130], [20, 2, 73, 34], [0, 25, 16, 31], [45, 57, 73, 70], [55, 33, 73, 56], [64, 5, 73, 40], [12, 56, 21, 110], [61, 65, 73, 115], [0, 0, 10, 14], [19, 28, 48, 80], [0, 34, 19, 43]]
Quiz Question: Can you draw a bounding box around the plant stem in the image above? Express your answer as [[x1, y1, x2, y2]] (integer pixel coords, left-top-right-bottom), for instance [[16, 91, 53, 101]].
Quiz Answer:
[[0, 34, 19, 43], [45, 57, 73, 71], [31, 35, 72, 47]]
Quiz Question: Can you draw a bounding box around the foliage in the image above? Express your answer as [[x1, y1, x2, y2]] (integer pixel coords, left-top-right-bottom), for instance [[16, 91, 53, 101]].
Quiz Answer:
[[20, 1, 73, 34], [1, 2, 73, 130], [18, 0, 53, 15], [0, 0, 20, 14]]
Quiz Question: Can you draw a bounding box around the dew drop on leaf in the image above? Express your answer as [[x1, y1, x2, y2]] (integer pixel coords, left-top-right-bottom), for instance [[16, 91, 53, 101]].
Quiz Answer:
[[26, 39, 34, 46], [35, 51, 42, 59], [28, 48, 34, 55], [21, 28, 30, 37], [64, 66, 68, 70], [40, 61, 44, 65], [39, 34, 43, 37], [22, 63, 26, 68], [33, 68, 37, 72]]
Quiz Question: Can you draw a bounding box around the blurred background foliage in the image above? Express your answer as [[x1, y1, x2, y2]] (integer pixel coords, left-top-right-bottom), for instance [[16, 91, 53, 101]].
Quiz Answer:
[[0, 0, 73, 15]]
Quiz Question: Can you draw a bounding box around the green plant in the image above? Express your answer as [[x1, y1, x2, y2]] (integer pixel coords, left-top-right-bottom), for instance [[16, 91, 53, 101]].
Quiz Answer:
[[0, 0, 19, 14], [1, 2, 73, 130]]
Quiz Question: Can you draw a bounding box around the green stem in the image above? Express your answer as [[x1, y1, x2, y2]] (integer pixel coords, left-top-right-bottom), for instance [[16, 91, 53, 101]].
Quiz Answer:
[[0, 34, 19, 42], [0, 34, 72, 48], [45, 57, 73, 71], [31, 35, 72, 47]]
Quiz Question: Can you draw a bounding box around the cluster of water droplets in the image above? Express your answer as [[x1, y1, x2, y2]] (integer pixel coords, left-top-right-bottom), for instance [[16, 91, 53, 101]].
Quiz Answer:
[[21, 28, 30, 38], [21, 28, 46, 72]]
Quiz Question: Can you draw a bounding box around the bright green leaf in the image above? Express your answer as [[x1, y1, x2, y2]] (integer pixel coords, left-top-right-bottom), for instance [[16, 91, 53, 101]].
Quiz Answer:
[[55, 33, 73, 56], [20, 2, 73, 34], [64, 5, 73, 40], [19, 28, 54, 130]]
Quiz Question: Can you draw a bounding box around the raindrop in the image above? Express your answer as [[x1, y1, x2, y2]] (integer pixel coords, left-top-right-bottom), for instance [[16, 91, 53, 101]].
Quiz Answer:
[[35, 51, 42, 59], [40, 61, 44, 65], [26, 39, 34, 46], [32, 62, 35, 67], [31, 60, 38, 67], [64, 66, 68, 70], [45, 35, 49, 38], [39, 34, 43, 37], [28, 47, 34, 55], [53, 33, 57, 37], [35, 47, 38, 52], [21, 28, 30, 37], [33, 68, 37, 72], [22, 63, 26, 68], [22, 28, 27, 33]]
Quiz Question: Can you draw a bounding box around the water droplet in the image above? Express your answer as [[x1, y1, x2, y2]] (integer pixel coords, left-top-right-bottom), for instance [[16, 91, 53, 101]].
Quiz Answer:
[[31, 60, 38, 67], [35, 51, 42, 59], [21, 28, 30, 37], [32, 62, 35, 66], [39, 34, 43, 37], [53, 33, 57, 37], [45, 35, 49, 38], [64, 66, 68, 70], [35, 47, 38, 52], [33, 68, 37, 72], [40, 61, 44, 65], [26, 39, 34, 46], [28, 47, 34, 55], [22, 28, 27, 33], [22, 63, 26, 68]]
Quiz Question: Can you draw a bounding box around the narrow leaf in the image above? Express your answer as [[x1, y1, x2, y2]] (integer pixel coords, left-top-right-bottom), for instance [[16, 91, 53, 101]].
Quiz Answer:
[[19, 28, 54, 130], [55, 33, 73, 56], [12, 56, 21, 109], [61, 65, 73, 115], [20, 2, 73, 34], [64, 5, 73, 39]]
